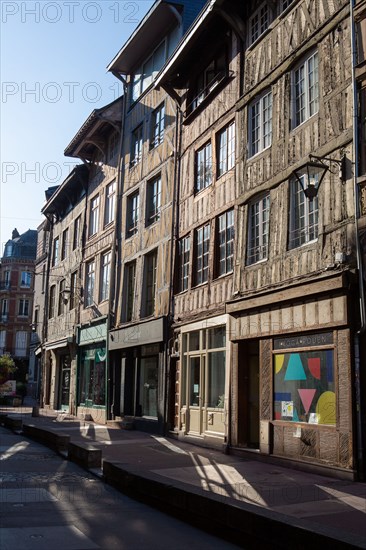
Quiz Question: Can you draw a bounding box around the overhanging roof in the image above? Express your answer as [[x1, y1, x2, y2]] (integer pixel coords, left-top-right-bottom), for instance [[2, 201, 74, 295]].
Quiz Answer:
[[107, 1, 184, 74], [41, 165, 88, 217]]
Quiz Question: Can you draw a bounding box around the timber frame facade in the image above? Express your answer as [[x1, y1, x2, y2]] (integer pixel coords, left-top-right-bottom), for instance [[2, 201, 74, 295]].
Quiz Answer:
[[33, 0, 366, 479]]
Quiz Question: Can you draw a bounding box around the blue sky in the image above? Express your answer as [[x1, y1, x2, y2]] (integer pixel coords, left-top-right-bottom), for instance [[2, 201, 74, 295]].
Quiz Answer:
[[0, 0, 154, 249]]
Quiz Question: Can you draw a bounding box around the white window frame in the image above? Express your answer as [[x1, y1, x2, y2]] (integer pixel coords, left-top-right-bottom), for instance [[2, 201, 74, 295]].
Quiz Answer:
[[146, 176, 161, 226], [249, 90, 272, 157], [247, 194, 270, 265], [217, 122, 235, 177], [132, 39, 167, 102], [178, 236, 190, 293], [195, 142, 212, 192], [52, 237, 59, 266], [85, 260, 95, 307], [194, 224, 210, 286], [89, 195, 100, 237], [18, 298, 30, 317], [131, 124, 143, 166], [104, 181, 116, 227], [292, 51, 319, 128], [61, 227, 69, 260], [217, 209, 234, 276], [150, 103, 165, 149], [126, 191, 139, 237], [73, 216, 81, 250], [99, 251, 111, 302], [289, 177, 319, 249]]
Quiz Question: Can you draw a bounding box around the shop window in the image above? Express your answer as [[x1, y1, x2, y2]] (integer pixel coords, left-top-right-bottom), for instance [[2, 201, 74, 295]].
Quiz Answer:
[[289, 177, 318, 249], [182, 326, 226, 410], [78, 346, 106, 406], [292, 51, 319, 127], [273, 341, 335, 425], [139, 355, 158, 417]]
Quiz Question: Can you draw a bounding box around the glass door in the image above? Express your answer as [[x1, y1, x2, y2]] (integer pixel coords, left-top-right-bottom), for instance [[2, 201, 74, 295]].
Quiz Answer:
[[187, 355, 204, 434], [60, 355, 71, 411]]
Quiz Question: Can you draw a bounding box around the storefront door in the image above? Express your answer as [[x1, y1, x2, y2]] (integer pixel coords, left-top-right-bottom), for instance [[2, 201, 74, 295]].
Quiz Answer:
[[59, 355, 71, 412], [238, 341, 259, 448], [187, 355, 204, 434]]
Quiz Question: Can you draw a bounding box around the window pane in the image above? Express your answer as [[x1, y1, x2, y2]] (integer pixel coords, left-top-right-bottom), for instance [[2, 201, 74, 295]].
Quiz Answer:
[[139, 356, 158, 417], [208, 326, 226, 349], [189, 357, 200, 406], [207, 351, 225, 407]]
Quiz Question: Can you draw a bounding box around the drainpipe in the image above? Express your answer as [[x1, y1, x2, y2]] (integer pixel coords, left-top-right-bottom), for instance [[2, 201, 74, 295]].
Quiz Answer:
[[350, 0, 366, 479], [108, 76, 127, 420]]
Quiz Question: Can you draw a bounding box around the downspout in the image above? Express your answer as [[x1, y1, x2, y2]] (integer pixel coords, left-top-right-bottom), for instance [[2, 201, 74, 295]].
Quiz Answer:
[[108, 75, 127, 420], [164, 102, 183, 433], [350, 0, 366, 479]]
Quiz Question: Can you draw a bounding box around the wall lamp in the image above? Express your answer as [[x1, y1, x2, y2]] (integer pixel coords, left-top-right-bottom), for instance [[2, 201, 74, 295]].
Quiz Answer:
[[292, 153, 346, 201]]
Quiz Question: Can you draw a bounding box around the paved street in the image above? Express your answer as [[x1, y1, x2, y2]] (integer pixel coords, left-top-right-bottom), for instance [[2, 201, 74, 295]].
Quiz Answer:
[[0, 427, 239, 550]]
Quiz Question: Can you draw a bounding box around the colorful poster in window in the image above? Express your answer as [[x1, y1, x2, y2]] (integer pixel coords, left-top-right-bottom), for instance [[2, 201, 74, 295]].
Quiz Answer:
[[274, 349, 335, 425]]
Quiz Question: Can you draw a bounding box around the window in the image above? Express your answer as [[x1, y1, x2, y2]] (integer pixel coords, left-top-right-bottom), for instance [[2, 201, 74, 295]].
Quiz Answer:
[[124, 261, 136, 322], [18, 299, 29, 317], [61, 228, 69, 260], [89, 195, 99, 237], [104, 181, 116, 226], [181, 327, 226, 409], [281, 0, 294, 12], [249, 91, 272, 157], [132, 40, 166, 102], [108, 131, 119, 161], [150, 104, 165, 148], [247, 195, 270, 264], [20, 271, 31, 288], [49, 286, 56, 319], [100, 251, 111, 302], [217, 210, 234, 276], [293, 51, 319, 127], [58, 279, 66, 316], [195, 142, 212, 192], [3, 270, 11, 289], [52, 237, 59, 266], [217, 122, 235, 177], [79, 346, 106, 406], [178, 236, 190, 293], [15, 331, 27, 357], [146, 176, 161, 226], [273, 333, 335, 425], [1, 299, 8, 321], [70, 271, 77, 310], [42, 265, 46, 293], [131, 125, 143, 166], [127, 191, 139, 237], [191, 51, 226, 112], [73, 216, 81, 250], [289, 177, 318, 248], [194, 224, 210, 285], [250, 3, 269, 45], [85, 260, 95, 307], [0, 330, 5, 352], [144, 250, 157, 317]]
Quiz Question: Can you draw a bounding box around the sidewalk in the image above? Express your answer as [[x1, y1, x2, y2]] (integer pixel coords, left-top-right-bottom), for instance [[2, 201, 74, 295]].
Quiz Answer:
[[1, 406, 365, 549]]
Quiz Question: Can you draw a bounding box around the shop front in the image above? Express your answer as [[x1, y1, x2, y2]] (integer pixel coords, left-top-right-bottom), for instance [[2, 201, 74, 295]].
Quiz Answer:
[[228, 277, 356, 478], [109, 317, 166, 433], [77, 319, 108, 423], [175, 315, 230, 449], [43, 338, 76, 414]]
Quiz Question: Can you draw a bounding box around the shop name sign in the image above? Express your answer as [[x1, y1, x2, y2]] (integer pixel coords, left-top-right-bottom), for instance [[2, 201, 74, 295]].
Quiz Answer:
[[274, 332, 333, 350]]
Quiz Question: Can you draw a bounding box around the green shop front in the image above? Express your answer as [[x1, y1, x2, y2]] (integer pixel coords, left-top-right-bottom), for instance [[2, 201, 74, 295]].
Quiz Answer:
[[77, 319, 108, 423]]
